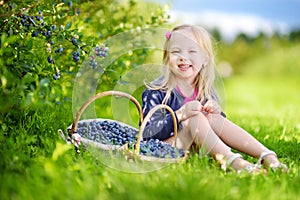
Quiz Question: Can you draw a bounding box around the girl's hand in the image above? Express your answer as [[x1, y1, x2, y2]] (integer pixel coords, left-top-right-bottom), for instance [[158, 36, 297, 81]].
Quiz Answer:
[[176, 100, 203, 122], [202, 100, 221, 114]]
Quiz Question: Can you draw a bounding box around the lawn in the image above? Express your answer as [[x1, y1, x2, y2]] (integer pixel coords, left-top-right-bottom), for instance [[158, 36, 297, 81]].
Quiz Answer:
[[1, 75, 299, 200]]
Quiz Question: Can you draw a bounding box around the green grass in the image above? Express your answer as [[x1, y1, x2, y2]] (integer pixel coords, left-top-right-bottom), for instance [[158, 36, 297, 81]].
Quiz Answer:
[[1, 75, 300, 200]]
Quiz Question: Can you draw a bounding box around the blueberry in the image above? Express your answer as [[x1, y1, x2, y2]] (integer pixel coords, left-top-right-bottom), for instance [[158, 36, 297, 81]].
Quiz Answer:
[[73, 56, 80, 62], [47, 56, 54, 64], [68, 1, 73, 7], [55, 47, 63, 53], [71, 38, 77, 44], [31, 31, 38, 37]]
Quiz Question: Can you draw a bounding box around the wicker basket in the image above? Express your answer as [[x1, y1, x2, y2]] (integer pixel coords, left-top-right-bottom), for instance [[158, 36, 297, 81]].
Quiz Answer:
[[58, 91, 143, 153], [58, 90, 187, 163]]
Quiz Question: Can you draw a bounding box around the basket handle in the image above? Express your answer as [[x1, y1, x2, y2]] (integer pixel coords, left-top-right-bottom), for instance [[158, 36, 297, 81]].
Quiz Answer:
[[68, 91, 143, 135], [135, 104, 178, 154]]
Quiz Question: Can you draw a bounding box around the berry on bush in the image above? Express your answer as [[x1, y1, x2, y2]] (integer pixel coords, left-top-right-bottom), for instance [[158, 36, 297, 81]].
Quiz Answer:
[[47, 56, 54, 64], [72, 51, 80, 61], [89, 56, 98, 69], [55, 47, 64, 53], [53, 75, 59, 80], [31, 31, 38, 37], [71, 38, 77, 45], [95, 45, 109, 58]]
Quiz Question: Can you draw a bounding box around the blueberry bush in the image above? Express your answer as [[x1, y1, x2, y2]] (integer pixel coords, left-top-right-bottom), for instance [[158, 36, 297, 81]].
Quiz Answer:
[[0, 0, 169, 115]]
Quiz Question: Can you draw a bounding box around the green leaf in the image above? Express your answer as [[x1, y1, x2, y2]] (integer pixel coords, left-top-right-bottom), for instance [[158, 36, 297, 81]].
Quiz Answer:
[[1, 33, 7, 49], [27, 39, 33, 49], [65, 22, 72, 30], [22, 73, 35, 84], [9, 28, 14, 36], [39, 78, 50, 88], [4, 35, 19, 45]]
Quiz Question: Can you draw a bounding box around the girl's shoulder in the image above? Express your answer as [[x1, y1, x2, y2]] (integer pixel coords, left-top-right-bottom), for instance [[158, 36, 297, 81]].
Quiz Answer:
[[142, 88, 166, 99]]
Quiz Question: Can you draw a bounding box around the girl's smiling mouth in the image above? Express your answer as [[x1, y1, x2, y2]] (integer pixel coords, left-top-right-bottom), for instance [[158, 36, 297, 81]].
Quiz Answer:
[[178, 63, 192, 69]]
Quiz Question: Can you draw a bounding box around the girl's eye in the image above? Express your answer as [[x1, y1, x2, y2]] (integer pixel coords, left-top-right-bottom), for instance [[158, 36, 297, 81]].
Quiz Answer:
[[189, 50, 197, 53], [171, 50, 180, 54]]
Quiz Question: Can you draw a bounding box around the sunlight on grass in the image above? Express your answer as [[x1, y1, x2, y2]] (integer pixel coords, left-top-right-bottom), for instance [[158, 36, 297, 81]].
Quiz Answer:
[[223, 76, 300, 120]]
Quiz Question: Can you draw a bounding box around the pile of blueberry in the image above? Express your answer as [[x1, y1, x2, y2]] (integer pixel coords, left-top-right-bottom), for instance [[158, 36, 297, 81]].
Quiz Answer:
[[133, 139, 185, 159], [76, 120, 138, 146], [75, 120, 185, 159]]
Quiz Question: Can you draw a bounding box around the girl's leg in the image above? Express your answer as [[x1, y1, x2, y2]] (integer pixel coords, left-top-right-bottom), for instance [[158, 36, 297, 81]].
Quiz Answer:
[[172, 112, 255, 171], [206, 114, 280, 166]]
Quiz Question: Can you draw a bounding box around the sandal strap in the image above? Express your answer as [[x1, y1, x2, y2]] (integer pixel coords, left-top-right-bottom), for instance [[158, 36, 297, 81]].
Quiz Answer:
[[227, 153, 243, 166], [222, 153, 243, 171], [256, 150, 277, 165]]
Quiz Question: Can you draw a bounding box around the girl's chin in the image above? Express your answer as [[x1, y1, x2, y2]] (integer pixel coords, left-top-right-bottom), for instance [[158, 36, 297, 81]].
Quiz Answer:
[[174, 73, 197, 81]]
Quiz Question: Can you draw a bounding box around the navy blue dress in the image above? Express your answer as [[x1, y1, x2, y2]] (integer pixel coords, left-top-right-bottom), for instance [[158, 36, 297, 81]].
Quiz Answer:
[[141, 87, 226, 141]]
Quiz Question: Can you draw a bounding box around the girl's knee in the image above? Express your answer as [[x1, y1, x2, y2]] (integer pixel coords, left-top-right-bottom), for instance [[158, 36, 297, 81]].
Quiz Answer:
[[186, 112, 210, 128], [205, 113, 224, 125], [191, 112, 208, 121]]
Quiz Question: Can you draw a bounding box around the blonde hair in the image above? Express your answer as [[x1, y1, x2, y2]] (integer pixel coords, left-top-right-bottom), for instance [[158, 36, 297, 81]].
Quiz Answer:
[[146, 24, 218, 104]]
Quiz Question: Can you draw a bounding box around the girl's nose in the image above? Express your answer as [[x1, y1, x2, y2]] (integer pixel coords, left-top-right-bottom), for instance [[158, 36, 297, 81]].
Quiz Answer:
[[178, 54, 188, 62]]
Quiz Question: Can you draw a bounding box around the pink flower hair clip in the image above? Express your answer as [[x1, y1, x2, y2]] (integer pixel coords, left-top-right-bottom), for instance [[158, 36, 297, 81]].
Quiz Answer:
[[165, 31, 171, 40]]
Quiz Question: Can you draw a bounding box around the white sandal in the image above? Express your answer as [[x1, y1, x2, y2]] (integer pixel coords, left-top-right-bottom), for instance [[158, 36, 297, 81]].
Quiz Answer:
[[222, 153, 260, 174], [256, 151, 289, 172]]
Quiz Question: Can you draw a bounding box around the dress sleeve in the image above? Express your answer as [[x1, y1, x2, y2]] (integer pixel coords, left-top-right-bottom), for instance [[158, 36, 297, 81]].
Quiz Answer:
[[141, 89, 178, 140]]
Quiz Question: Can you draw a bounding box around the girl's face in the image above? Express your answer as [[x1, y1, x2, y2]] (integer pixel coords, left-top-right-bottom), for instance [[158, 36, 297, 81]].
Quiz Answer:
[[168, 29, 209, 84]]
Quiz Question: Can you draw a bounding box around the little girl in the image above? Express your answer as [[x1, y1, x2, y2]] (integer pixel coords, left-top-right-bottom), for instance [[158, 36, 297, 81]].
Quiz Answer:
[[141, 24, 288, 173]]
